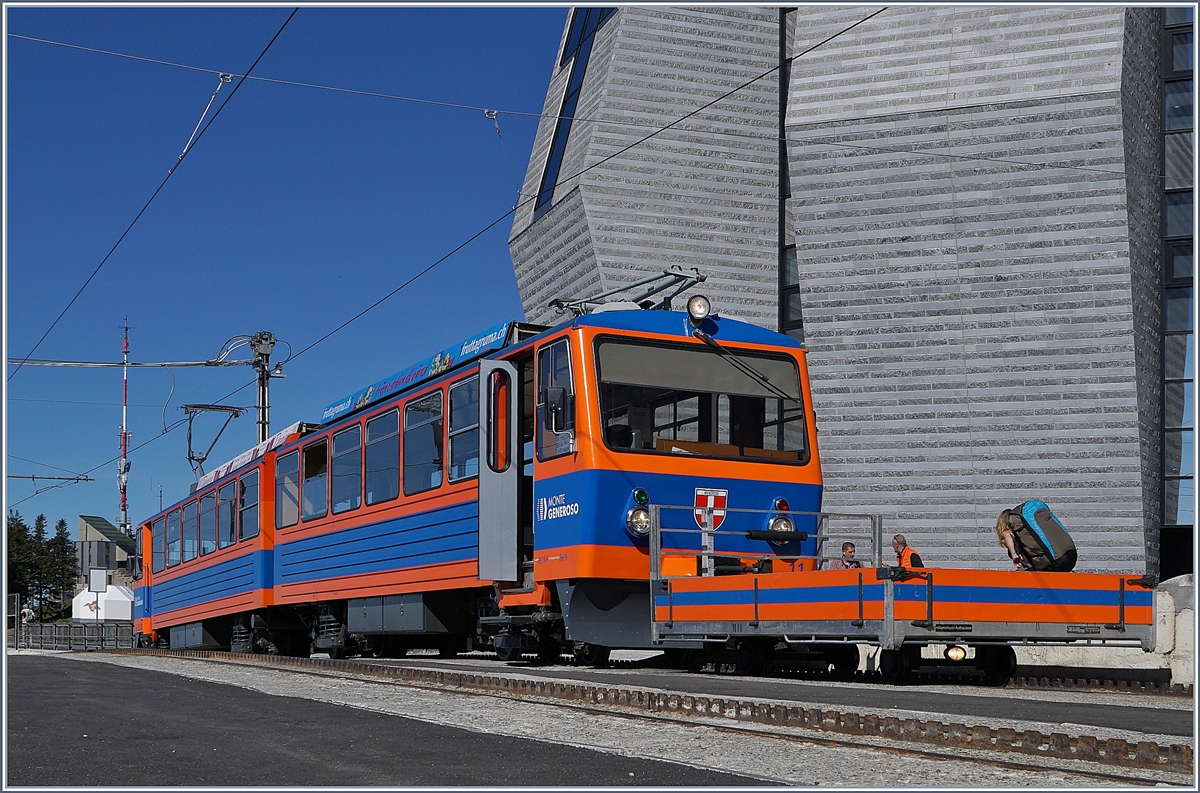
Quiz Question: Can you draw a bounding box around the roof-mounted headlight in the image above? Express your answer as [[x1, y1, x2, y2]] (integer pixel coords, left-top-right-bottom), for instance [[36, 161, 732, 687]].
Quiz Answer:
[[686, 294, 711, 326]]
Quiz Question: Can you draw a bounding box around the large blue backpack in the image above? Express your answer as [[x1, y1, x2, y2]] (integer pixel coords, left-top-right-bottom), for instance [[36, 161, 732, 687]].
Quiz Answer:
[[1012, 500, 1077, 572]]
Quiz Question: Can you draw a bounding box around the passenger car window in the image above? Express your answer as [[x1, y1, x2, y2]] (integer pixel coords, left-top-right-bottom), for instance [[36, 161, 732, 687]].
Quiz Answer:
[[239, 470, 259, 540], [133, 530, 143, 580], [404, 392, 443, 495], [487, 369, 512, 473], [536, 339, 574, 460], [365, 410, 400, 505], [199, 493, 216, 555], [181, 501, 198, 562], [151, 518, 165, 573], [217, 481, 236, 548], [596, 338, 807, 464], [166, 510, 181, 567], [302, 440, 329, 520], [276, 451, 299, 528], [332, 426, 362, 514], [448, 378, 480, 482]]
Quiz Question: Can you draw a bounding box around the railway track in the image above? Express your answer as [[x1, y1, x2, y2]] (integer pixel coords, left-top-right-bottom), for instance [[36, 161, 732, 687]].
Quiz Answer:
[[535, 650, 1193, 698], [109, 648, 1193, 781]]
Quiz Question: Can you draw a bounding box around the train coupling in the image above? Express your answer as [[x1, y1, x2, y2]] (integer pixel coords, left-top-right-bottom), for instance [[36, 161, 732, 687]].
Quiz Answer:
[[478, 610, 562, 628]]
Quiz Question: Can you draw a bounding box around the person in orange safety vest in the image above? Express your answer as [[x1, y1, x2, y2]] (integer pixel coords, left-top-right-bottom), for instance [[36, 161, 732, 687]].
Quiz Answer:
[[891, 534, 924, 568]]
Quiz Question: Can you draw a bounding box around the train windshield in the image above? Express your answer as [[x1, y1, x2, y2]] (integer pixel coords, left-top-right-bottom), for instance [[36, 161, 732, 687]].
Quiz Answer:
[[596, 338, 808, 463]]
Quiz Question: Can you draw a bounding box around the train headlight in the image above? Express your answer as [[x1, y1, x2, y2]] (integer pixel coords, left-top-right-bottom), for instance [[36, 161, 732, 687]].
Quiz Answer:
[[626, 507, 651, 536], [687, 294, 712, 325], [767, 514, 795, 534], [945, 645, 968, 662]]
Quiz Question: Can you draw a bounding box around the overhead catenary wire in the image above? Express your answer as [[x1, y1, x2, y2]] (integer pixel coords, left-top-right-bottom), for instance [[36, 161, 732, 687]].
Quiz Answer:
[[9, 8, 887, 508], [5, 9, 299, 384], [9, 372, 260, 509], [7, 479, 91, 510], [9, 398, 177, 408], [8, 455, 89, 478], [285, 8, 891, 366], [7, 25, 1166, 184], [7, 359, 267, 368]]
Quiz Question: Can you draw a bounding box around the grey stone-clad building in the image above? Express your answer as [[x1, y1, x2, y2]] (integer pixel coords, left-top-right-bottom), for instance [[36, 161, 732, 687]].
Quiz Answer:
[[508, 6, 1195, 577]]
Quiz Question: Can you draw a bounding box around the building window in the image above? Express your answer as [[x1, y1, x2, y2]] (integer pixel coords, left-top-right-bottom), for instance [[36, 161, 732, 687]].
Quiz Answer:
[[1165, 191, 1194, 238], [1166, 7, 1194, 26], [1165, 80, 1193, 131], [532, 8, 616, 219], [781, 245, 802, 330], [1161, 8, 1194, 581]]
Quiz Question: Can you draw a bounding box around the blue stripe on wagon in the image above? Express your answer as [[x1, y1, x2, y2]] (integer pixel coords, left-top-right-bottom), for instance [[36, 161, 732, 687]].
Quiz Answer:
[[275, 500, 479, 585], [148, 550, 264, 614], [656, 583, 1151, 609], [656, 584, 885, 608], [892, 583, 1152, 608]]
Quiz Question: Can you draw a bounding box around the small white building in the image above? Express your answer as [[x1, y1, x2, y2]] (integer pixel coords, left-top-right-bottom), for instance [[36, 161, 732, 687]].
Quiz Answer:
[[72, 585, 133, 622]]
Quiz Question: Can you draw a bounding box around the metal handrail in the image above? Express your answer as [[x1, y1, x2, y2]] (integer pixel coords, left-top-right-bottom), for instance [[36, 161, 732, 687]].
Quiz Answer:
[[648, 503, 885, 580]]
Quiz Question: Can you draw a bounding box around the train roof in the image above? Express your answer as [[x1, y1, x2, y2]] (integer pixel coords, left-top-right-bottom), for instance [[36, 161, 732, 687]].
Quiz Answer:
[[319, 321, 514, 424], [142, 307, 802, 522], [561, 308, 804, 348], [310, 308, 800, 432]]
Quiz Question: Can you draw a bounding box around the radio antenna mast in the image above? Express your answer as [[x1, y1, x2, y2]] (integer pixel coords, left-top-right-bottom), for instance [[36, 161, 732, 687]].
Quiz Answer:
[[118, 318, 133, 537]]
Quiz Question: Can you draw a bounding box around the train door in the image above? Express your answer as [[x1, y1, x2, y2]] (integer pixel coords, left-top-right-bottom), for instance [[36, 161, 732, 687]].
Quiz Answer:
[[477, 356, 536, 584], [478, 359, 517, 582]]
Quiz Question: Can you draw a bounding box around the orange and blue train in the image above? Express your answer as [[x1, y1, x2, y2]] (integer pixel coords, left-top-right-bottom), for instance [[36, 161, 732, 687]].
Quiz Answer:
[[132, 299, 1155, 680]]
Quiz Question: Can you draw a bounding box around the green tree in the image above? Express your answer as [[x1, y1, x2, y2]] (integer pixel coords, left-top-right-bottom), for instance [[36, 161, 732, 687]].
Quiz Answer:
[[47, 519, 78, 618], [6, 512, 32, 601], [30, 515, 51, 620]]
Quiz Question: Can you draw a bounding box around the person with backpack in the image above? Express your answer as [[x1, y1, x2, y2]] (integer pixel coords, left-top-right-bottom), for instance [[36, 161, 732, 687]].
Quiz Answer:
[[995, 513, 1034, 570], [995, 500, 1077, 572]]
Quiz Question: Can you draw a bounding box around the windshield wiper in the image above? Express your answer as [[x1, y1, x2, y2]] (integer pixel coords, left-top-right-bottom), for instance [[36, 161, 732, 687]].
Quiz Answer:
[[691, 329, 800, 404]]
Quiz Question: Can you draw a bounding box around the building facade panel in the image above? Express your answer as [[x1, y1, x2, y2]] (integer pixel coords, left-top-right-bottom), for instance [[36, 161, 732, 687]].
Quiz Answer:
[[510, 6, 1186, 575], [789, 8, 1157, 572], [510, 6, 784, 327]]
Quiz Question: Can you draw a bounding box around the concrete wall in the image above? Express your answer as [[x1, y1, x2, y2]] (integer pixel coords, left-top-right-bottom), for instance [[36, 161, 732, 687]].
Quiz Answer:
[[787, 6, 1160, 572]]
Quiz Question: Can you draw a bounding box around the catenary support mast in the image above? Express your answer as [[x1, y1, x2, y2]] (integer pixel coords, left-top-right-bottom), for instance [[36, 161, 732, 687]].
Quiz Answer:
[[118, 318, 132, 537]]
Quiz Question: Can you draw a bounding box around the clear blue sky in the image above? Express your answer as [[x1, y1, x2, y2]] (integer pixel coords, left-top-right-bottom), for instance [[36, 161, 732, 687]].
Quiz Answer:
[[5, 5, 567, 536]]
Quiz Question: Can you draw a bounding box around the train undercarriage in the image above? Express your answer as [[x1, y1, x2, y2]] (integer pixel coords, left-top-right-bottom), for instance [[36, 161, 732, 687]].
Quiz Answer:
[[142, 573, 1042, 687]]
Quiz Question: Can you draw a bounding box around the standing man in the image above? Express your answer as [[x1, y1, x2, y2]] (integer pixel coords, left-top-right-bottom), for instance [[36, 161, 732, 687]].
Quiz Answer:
[[20, 603, 34, 624], [892, 535, 924, 568], [827, 542, 863, 570]]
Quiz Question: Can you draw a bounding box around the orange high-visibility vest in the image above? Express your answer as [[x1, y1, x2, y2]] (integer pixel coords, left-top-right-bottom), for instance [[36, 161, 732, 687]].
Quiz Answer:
[[897, 546, 920, 568]]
